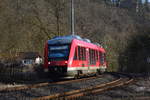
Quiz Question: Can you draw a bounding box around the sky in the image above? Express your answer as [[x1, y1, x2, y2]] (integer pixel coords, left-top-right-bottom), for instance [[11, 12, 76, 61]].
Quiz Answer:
[[142, 0, 150, 3]]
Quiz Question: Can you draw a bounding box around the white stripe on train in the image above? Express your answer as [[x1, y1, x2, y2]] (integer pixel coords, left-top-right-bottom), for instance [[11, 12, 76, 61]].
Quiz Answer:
[[67, 66, 106, 71]]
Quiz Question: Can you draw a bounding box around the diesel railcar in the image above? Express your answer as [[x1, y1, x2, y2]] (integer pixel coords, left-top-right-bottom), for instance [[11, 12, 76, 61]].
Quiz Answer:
[[44, 35, 107, 78]]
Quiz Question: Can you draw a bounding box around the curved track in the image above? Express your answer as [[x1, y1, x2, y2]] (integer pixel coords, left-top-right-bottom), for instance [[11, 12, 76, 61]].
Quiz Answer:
[[0, 74, 100, 92], [33, 72, 134, 100], [0, 72, 134, 100]]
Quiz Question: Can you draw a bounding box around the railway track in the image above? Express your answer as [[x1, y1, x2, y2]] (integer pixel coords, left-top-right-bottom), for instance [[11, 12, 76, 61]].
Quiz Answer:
[[33, 72, 134, 100], [0, 72, 134, 100], [0, 73, 100, 92]]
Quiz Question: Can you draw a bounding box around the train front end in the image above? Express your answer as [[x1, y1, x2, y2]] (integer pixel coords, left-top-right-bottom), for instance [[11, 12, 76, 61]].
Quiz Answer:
[[48, 44, 70, 76], [44, 36, 74, 78]]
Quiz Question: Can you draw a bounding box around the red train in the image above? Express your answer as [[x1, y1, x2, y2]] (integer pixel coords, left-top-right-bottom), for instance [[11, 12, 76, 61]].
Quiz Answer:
[[44, 35, 107, 78]]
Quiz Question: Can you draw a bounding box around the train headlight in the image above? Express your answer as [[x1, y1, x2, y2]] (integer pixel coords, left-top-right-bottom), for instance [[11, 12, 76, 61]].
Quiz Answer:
[[65, 61, 68, 64], [48, 62, 51, 64]]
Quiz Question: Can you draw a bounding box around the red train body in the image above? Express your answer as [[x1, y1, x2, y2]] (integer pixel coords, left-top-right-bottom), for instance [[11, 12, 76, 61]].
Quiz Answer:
[[44, 35, 107, 77]]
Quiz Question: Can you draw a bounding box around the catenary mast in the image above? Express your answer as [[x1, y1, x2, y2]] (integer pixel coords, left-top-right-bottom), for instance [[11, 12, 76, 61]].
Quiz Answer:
[[71, 0, 75, 35]]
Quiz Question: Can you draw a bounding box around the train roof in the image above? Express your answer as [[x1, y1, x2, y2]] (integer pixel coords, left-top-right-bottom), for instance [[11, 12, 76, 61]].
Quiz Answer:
[[48, 35, 81, 45], [47, 35, 103, 48]]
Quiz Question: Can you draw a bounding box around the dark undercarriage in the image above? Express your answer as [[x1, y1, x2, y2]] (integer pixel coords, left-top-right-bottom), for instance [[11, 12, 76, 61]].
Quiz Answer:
[[48, 66, 69, 78]]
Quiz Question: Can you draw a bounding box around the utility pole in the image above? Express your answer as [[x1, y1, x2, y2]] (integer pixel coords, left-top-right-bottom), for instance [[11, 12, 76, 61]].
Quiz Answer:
[[71, 0, 75, 35], [136, 0, 139, 13]]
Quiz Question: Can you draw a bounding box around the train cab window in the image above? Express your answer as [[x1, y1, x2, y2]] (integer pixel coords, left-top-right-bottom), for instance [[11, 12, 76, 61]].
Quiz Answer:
[[48, 44, 70, 61]]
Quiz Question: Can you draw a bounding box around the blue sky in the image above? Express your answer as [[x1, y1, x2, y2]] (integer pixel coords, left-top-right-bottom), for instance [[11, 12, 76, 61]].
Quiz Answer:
[[142, 0, 150, 3]]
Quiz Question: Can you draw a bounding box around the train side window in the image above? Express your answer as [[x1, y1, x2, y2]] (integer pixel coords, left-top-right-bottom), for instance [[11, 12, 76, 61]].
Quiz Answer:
[[89, 49, 92, 64], [81, 47, 82, 60], [78, 46, 81, 60], [96, 51, 98, 61], [80, 47, 83, 60], [99, 52, 105, 64], [93, 50, 96, 63], [93, 50, 95, 61], [92, 49, 94, 64], [74, 47, 78, 60], [94, 50, 96, 64], [82, 47, 86, 61], [77, 46, 86, 61], [91, 49, 93, 64], [84, 47, 86, 60], [89, 49, 96, 65], [103, 53, 106, 62], [101, 53, 105, 64], [99, 52, 101, 63]]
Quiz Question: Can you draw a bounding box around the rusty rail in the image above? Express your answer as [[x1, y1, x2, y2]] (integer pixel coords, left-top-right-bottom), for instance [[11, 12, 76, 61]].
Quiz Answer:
[[0, 74, 101, 92], [135, 96, 150, 100], [33, 73, 134, 100]]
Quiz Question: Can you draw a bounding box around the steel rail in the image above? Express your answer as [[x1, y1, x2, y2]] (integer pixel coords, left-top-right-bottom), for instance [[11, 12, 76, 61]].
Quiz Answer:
[[33, 78, 122, 100], [65, 76, 134, 100], [0, 74, 101, 92], [33, 73, 134, 100], [135, 96, 150, 100]]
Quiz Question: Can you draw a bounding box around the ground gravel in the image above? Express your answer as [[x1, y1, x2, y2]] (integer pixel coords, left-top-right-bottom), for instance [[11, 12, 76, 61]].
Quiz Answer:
[[78, 76, 150, 100], [0, 74, 116, 100]]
